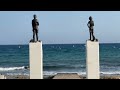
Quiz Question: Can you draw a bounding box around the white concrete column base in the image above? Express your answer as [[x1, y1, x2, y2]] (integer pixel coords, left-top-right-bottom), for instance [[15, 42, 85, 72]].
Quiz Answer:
[[29, 41, 43, 79], [86, 40, 100, 79]]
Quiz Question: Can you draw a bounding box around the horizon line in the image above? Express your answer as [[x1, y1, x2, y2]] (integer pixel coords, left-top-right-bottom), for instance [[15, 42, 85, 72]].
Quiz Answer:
[[0, 42, 120, 45]]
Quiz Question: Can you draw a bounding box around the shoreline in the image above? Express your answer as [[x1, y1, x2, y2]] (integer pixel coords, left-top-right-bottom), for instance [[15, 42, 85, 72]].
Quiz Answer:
[[3, 74, 120, 79]]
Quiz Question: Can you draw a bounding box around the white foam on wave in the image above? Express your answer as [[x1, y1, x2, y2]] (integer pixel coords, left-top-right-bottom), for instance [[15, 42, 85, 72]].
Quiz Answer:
[[43, 71, 57, 75], [0, 66, 25, 71], [43, 71, 86, 76], [7, 73, 29, 76], [100, 71, 120, 75], [113, 46, 115, 48], [44, 71, 120, 76]]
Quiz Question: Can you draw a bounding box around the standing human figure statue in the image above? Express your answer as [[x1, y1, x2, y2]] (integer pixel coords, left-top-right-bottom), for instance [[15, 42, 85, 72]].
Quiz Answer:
[[87, 16, 96, 41], [31, 14, 39, 42]]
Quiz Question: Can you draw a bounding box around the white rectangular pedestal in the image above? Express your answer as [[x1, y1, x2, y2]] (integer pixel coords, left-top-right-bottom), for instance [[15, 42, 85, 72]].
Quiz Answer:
[[29, 41, 43, 79], [86, 40, 100, 79], [0, 75, 6, 79]]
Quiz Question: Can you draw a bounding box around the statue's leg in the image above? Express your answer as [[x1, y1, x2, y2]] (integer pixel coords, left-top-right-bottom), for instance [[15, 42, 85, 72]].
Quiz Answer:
[[89, 30, 91, 40], [91, 30, 95, 41], [33, 30, 35, 42], [90, 32, 91, 40], [36, 30, 38, 41]]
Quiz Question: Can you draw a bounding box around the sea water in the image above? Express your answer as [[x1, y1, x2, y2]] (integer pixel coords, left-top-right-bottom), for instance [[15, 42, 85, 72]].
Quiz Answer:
[[0, 43, 120, 76]]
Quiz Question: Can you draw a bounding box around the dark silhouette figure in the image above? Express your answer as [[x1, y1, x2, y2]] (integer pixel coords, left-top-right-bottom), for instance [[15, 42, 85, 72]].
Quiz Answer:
[[31, 14, 39, 42], [87, 16, 96, 41]]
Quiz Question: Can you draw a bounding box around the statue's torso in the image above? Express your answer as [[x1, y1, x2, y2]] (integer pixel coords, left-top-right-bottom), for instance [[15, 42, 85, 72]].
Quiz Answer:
[[32, 19, 39, 30], [89, 20, 94, 30]]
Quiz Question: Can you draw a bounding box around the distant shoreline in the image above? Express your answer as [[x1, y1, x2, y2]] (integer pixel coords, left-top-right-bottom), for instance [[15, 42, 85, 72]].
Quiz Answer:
[[4, 74, 120, 79]]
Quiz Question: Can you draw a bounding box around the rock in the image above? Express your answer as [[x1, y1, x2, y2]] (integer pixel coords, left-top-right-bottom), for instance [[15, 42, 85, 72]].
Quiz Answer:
[[24, 66, 29, 69]]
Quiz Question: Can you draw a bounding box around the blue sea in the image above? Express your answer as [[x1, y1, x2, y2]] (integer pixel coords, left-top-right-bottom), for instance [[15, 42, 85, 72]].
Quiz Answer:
[[0, 43, 120, 76]]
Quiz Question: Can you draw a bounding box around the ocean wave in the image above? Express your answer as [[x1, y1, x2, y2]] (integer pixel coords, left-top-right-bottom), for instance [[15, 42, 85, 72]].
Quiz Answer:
[[43, 71, 86, 76], [0, 66, 27, 71], [3, 71, 120, 76], [100, 71, 120, 75], [6, 73, 29, 76], [43, 71, 120, 76], [44, 64, 85, 69], [43, 71, 57, 75]]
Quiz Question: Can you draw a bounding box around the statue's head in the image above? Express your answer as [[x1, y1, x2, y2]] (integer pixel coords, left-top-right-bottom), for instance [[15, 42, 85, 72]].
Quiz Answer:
[[89, 16, 92, 20], [33, 14, 37, 19]]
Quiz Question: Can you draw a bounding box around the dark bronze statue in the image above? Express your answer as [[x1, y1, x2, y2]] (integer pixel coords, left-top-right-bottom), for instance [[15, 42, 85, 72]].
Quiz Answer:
[[87, 16, 97, 41], [30, 14, 39, 42]]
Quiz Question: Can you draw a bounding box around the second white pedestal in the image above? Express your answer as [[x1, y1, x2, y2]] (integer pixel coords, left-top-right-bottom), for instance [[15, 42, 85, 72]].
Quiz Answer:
[[86, 40, 100, 79]]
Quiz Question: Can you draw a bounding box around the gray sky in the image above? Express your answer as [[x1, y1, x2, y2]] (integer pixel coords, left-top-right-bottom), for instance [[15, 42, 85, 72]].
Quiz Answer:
[[0, 11, 120, 45]]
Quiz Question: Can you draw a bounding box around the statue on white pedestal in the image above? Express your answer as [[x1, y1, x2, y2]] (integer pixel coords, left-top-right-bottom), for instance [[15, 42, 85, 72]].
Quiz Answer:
[[87, 16, 98, 41], [30, 14, 40, 42]]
